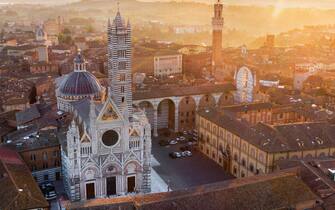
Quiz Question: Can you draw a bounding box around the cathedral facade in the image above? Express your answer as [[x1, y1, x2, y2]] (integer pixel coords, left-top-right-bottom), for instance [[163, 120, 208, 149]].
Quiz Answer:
[[59, 11, 152, 201]]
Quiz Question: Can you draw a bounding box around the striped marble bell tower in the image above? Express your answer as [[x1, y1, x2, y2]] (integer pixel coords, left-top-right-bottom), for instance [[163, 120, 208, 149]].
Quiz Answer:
[[107, 9, 132, 115]]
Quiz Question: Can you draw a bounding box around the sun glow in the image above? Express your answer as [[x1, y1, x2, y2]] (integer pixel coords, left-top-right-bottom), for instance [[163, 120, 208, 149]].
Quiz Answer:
[[272, 0, 286, 18]]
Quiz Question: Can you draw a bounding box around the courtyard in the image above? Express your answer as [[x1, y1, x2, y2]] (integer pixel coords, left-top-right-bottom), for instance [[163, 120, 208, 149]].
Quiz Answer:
[[152, 132, 234, 190]]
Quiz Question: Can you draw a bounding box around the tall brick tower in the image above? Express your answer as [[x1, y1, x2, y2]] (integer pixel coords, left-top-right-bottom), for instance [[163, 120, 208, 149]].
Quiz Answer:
[[212, 0, 224, 75]]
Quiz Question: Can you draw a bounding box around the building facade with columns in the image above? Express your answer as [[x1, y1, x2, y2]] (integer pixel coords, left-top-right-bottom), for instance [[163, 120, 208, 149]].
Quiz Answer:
[[59, 11, 152, 202], [133, 83, 235, 136]]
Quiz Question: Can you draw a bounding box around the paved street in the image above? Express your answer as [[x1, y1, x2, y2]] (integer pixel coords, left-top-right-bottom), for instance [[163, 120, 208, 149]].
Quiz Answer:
[[152, 134, 234, 190]]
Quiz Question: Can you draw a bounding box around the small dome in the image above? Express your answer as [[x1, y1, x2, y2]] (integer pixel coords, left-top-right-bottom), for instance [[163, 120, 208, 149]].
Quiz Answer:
[[59, 71, 103, 97]]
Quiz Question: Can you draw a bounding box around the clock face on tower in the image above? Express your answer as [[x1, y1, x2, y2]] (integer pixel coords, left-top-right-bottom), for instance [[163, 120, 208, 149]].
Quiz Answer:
[[102, 130, 119, 147]]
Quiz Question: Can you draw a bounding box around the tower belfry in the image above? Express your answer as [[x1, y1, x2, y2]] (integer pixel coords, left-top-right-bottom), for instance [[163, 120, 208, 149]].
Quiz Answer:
[[107, 8, 133, 115], [212, 0, 224, 75]]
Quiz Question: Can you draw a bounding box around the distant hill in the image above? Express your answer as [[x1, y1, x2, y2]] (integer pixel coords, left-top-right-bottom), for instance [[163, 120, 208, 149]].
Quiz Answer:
[[0, 0, 79, 5], [3, 0, 335, 47]]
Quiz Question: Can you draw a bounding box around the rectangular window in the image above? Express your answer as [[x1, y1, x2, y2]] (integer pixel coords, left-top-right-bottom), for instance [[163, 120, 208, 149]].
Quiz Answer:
[[117, 50, 126, 58], [121, 86, 125, 93], [43, 152, 48, 161], [120, 73, 126, 81], [31, 154, 36, 161], [118, 61, 126, 70]]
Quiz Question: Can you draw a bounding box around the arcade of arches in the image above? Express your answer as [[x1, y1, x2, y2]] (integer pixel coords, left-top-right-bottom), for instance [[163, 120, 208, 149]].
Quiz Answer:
[[136, 93, 234, 137]]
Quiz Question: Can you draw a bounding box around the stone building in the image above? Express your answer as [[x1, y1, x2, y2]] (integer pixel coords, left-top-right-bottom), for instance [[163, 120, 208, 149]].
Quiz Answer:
[[4, 130, 62, 184], [153, 54, 183, 78], [221, 102, 273, 126], [0, 147, 49, 210], [59, 11, 152, 201], [197, 108, 335, 178], [133, 83, 235, 136]]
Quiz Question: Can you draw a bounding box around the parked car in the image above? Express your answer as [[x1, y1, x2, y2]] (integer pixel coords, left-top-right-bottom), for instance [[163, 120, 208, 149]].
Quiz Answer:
[[169, 152, 182, 159], [183, 131, 188, 135], [40, 182, 57, 200], [184, 150, 192, 157], [174, 152, 182, 158], [169, 140, 178, 145], [179, 136, 186, 141]]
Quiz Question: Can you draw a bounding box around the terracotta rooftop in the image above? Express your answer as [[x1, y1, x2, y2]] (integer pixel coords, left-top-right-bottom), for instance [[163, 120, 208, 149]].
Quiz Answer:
[[15, 104, 41, 126], [67, 171, 317, 210], [222, 102, 272, 113], [277, 159, 335, 209], [0, 147, 49, 210], [133, 83, 235, 100], [198, 108, 335, 153]]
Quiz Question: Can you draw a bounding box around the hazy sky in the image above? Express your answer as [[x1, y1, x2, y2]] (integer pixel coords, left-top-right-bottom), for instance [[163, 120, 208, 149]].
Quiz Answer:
[[140, 0, 335, 8], [1, 0, 335, 8]]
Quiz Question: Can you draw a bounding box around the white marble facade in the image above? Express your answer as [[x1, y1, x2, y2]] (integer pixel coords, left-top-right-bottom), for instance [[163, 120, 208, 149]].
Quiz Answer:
[[60, 10, 151, 201]]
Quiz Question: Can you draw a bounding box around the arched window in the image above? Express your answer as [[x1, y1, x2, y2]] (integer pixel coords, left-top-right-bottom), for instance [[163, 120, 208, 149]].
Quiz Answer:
[[234, 154, 238, 161], [249, 163, 254, 172], [250, 148, 255, 158], [242, 144, 247, 152], [242, 158, 246, 167], [259, 153, 264, 163]]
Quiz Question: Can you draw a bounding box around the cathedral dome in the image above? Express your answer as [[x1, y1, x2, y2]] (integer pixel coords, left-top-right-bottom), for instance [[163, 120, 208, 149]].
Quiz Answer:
[[59, 52, 104, 98], [59, 71, 103, 97]]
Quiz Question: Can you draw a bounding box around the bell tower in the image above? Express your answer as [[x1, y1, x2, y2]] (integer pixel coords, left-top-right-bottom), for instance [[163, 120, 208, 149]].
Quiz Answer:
[[212, 0, 224, 75], [107, 9, 132, 115]]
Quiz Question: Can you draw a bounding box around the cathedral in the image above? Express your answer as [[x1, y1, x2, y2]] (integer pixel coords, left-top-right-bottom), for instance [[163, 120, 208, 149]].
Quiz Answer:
[[57, 10, 152, 201]]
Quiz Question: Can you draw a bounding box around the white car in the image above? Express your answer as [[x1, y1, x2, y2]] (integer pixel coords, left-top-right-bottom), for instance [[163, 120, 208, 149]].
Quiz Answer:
[[175, 137, 180, 141], [169, 140, 178, 145], [183, 131, 188, 135], [184, 151, 192, 157], [179, 136, 186, 141], [175, 152, 182, 158]]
